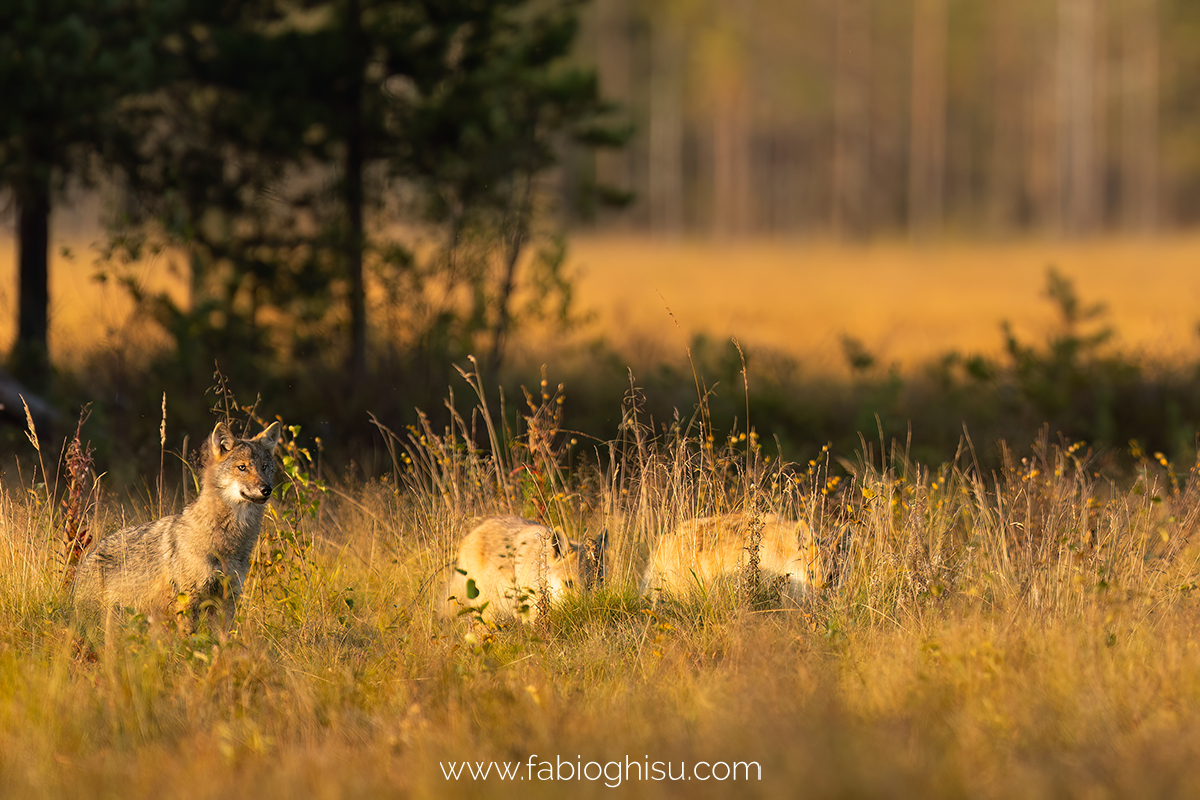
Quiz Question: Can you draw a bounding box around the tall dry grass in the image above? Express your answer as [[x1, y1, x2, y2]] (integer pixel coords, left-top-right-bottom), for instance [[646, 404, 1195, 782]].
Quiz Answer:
[[3, 372, 1200, 798]]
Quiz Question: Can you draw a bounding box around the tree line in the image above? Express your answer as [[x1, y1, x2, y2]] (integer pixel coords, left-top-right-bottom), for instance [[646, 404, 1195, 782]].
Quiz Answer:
[[6, 0, 1200, 466], [1, 0, 628, 399], [585, 0, 1188, 238]]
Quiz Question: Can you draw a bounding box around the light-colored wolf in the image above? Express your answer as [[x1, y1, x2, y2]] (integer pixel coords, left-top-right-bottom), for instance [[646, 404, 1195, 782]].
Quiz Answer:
[[641, 513, 823, 604], [441, 516, 587, 623], [73, 420, 281, 635]]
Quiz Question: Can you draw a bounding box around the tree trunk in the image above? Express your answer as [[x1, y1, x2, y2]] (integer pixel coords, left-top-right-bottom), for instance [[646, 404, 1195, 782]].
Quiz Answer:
[[594, 0, 635, 229], [711, 80, 752, 238], [988, 0, 1022, 231], [1026, 2, 1059, 232], [345, 0, 366, 383], [1057, 0, 1102, 235], [487, 174, 533, 378], [909, 0, 947, 238], [1121, 0, 1158, 231], [648, 11, 685, 236], [832, 0, 871, 239], [14, 170, 51, 388]]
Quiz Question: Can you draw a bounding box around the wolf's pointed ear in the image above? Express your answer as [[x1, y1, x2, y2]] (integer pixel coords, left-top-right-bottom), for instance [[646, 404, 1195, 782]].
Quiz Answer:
[[210, 422, 236, 460], [582, 531, 607, 591], [550, 529, 570, 559], [257, 421, 281, 449]]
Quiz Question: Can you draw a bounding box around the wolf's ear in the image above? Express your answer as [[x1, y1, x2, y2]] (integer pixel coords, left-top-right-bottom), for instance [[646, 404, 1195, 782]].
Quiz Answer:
[[256, 421, 281, 449], [210, 422, 236, 459], [550, 529, 571, 559], [582, 531, 607, 591]]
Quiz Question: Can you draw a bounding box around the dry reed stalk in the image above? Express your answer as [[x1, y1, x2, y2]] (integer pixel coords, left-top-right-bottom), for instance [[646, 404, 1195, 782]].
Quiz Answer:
[[61, 408, 96, 586]]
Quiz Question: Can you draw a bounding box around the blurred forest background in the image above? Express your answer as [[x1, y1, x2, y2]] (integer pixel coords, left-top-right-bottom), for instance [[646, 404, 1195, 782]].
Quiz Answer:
[[584, 0, 1181, 237], [3, 0, 1200, 478]]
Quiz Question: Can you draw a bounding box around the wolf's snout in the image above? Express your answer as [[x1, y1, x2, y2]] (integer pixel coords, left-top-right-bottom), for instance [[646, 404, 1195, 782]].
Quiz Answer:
[[241, 481, 273, 503]]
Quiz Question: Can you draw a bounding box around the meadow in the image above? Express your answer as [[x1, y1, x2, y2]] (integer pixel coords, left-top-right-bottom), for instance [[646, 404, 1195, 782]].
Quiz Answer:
[[3, 364, 1200, 799], [4, 232, 1200, 797], [7, 226, 1200, 371], [564, 234, 1200, 371]]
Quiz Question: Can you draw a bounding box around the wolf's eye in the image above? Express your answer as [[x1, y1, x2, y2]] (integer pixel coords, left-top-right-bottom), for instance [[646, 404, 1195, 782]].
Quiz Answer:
[[238, 464, 247, 472]]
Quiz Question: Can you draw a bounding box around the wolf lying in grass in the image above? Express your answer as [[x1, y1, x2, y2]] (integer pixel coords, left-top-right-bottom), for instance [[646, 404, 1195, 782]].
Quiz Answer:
[[642, 513, 823, 604], [441, 516, 592, 624], [73, 420, 281, 636]]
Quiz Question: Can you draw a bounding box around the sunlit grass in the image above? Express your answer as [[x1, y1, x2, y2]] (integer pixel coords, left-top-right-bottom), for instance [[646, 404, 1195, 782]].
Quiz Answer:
[[3, 376, 1200, 798]]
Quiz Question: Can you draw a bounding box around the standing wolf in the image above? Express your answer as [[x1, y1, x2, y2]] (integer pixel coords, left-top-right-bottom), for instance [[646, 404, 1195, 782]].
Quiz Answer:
[[73, 420, 281, 635], [441, 516, 588, 623]]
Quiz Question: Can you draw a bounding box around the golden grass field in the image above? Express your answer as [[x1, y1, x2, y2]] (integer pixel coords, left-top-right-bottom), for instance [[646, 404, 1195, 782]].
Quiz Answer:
[[4, 219, 1200, 371], [4, 224, 1200, 797], [4, 390, 1200, 799], [566, 234, 1200, 371]]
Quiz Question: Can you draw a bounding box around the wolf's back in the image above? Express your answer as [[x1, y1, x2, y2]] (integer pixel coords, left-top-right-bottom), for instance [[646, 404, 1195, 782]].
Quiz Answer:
[[73, 515, 178, 613]]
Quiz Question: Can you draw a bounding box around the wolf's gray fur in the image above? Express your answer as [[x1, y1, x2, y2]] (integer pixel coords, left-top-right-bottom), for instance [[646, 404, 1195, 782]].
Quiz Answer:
[[73, 420, 281, 634]]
